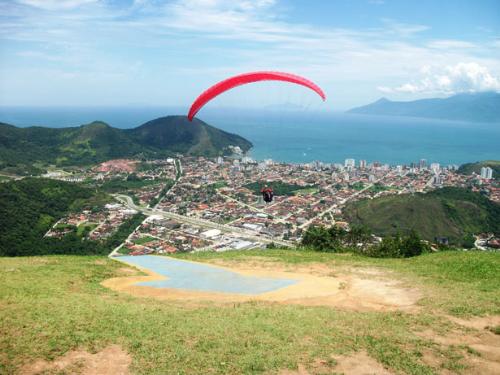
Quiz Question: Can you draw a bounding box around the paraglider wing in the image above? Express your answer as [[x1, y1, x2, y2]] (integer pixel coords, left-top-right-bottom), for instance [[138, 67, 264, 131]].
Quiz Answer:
[[188, 71, 326, 121]]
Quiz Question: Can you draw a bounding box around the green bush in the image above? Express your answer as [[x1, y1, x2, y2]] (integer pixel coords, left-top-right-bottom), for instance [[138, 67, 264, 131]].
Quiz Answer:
[[302, 225, 429, 258]]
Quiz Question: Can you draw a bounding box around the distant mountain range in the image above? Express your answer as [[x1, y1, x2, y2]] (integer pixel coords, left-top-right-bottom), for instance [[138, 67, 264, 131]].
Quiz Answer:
[[0, 115, 252, 173], [348, 92, 500, 123]]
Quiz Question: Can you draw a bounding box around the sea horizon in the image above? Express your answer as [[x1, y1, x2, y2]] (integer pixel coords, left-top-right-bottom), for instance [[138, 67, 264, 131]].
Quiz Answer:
[[1, 106, 499, 166]]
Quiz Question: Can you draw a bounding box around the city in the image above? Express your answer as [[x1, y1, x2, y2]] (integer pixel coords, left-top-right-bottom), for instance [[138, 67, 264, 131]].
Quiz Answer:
[[43, 155, 499, 256]]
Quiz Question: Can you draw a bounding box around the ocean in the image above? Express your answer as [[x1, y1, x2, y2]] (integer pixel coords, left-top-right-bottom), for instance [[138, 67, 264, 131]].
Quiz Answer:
[[1, 106, 499, 166]]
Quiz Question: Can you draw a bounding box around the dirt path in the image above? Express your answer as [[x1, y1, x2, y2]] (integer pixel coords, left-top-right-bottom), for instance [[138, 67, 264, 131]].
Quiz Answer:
[[19, 345, 131, 375]]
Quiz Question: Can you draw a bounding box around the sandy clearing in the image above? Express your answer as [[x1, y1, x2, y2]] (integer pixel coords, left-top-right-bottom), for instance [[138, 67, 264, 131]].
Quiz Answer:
[[102, 257, 420, 311], [19, 345, 131, 375]]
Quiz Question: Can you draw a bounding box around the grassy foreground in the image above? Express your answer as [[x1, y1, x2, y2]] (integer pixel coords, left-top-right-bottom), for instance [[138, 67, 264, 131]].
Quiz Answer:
[[1, 250, 499, 374]]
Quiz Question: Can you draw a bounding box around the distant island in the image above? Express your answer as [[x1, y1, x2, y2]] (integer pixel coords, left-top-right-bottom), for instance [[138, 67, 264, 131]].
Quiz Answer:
[[0, 115, 252, 174], [348, 92, 500, 123]]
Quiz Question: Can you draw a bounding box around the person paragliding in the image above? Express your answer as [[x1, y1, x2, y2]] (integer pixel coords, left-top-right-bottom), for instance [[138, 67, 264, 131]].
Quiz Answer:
[[261, 185, 274, 203]]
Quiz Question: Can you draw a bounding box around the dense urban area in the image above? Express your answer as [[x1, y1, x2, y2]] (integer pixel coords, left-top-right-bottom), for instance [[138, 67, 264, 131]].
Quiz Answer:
[[28, 153, 498, 256]]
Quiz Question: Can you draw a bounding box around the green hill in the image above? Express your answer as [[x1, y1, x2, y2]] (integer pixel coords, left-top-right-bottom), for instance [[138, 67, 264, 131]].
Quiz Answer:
[[127, 116, 252, 157], [457, 160, 500, 180], [0, 178, 145, 256], [0, 178, 104, 256], [0, 116, 252, 173], [343, 187, 500, 245]]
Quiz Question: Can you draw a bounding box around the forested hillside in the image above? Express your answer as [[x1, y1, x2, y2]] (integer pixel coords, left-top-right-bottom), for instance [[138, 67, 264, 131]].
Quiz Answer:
[[343, 187, 500, 245], [0, 178, 143, 256]]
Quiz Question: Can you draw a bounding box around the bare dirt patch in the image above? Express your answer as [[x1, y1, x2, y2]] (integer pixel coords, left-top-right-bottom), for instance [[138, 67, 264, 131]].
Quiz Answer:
[[446, 315, 500, 331], [102, 259, 420, 312], [278, 351, 394, 375], [332, 351, 394, 375], [116, 267, 141, 275], [416, 319, 500, 375], [19, 345, 131, 375]]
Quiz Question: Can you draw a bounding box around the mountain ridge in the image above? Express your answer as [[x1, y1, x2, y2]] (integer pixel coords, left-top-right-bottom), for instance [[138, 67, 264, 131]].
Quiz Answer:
[[348, 92, 500, 123], [0, 116, 252, 173]]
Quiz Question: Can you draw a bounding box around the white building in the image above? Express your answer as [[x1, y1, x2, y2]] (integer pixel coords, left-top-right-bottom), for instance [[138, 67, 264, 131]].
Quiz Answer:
[[430, 163, 440, 173], [481, 167, 493, 180], [359, 160, 367, 169], [344, 158, 355, 168], [201, 229, 221, 239]]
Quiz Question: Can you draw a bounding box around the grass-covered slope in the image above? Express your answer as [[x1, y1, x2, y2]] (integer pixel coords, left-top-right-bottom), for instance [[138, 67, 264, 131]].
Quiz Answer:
[[343, 187, 500, 245], [0, 116, 252, 172], [458, 160, 500, 180], [1, 250, 499, 374]]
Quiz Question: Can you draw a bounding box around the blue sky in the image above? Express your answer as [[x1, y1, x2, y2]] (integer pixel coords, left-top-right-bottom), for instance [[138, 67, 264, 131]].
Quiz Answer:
[[0, 0, 499, 110]]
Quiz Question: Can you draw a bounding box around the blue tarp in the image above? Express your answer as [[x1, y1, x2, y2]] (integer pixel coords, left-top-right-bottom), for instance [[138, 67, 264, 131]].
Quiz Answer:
[[118, 255, 297, 295]]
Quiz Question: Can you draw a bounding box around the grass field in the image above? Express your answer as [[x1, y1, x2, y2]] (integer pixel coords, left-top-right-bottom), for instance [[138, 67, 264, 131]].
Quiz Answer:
[[1, 250, 499, 374]]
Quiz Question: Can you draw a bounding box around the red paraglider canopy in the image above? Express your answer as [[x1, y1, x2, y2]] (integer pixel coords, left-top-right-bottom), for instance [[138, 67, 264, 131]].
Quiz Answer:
[[187, 71, 326, 121]]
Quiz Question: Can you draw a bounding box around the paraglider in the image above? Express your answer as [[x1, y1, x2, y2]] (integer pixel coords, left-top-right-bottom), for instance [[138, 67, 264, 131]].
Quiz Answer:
[[261, 185, 274, 204], [188, 71, 326, 121]]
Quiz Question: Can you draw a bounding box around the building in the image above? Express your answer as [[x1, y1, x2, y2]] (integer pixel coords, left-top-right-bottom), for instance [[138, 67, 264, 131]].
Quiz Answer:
[[201, 229, 221, 239], [359, 160, 367, 169], [419, 159, 427, 169], [430, 163, 440, 173], [344, 158, 355, 168], [481, 167, 493, 180], [433, 174, 442, 186]]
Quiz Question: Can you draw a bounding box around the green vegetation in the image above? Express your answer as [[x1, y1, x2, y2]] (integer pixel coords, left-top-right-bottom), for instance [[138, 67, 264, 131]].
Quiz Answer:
[[0, 116, 252, 173], [132, 236, 156, 245], [100, 174, 172, 193], [368, 182, 392, 193], [209, 180, 228, 189], [126, 116, 252, 158], [301, 225, 429, 258], [1, 250, 498, 373], [244, 180, 317, 196], [77, 222, 98, 237], [0, 178, 144, 256], [0, 178, 105, 256], [104, 213, 146, 251], [148, 179, 175, 207], [351, 181, 365, 190], [343, 187, 500, 245], [458, 160, 500, 180]]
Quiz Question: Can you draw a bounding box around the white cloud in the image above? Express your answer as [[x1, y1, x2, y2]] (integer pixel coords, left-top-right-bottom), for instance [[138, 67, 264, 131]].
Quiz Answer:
[[16, 0, 98, 10], [427, 40, 476, 49], [379, 62, 500, 94]]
